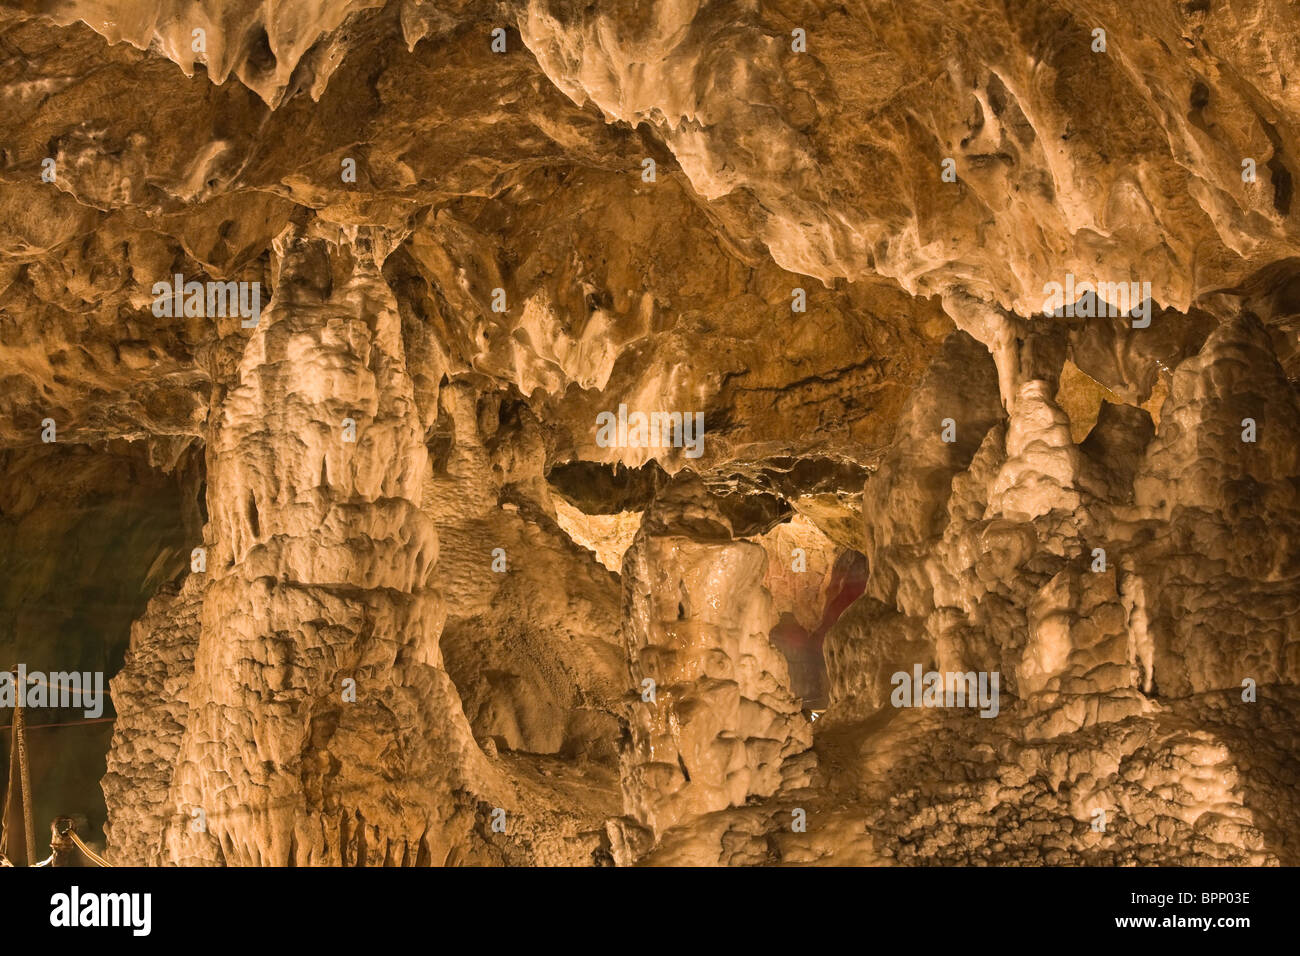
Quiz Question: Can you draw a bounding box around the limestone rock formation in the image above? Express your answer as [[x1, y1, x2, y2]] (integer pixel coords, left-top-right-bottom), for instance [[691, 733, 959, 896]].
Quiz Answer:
[[0, 0, 1298, 867], [614, 473, 814, 848]]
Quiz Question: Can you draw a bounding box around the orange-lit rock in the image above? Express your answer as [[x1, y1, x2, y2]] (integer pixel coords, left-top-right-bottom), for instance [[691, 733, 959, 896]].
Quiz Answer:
[[0, 0, 1297, 868]]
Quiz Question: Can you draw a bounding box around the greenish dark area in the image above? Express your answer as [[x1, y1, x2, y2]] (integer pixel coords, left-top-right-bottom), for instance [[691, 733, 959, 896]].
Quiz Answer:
[[0, 439, 198, 858]]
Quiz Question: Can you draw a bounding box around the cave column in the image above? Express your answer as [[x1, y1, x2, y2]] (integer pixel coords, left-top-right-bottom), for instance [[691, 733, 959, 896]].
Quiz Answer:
[[616, 476, 814, 842], [161, 227, 488, 866]]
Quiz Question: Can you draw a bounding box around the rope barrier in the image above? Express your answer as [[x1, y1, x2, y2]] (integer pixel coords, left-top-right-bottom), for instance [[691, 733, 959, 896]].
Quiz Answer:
[[0, 716, 116, 733], [4, 673, 100, 698], [68, 830, 111, 867], [0, 666, 117, 731], [0, 665, 113, 733]]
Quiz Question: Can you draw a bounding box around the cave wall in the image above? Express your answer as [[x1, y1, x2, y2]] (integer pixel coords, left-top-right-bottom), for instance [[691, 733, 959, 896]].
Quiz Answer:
[[0, 0, 1298, 867]]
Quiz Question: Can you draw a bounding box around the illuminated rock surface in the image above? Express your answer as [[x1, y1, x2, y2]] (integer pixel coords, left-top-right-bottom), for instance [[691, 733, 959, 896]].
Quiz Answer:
[[0, 0, 1297, 865]]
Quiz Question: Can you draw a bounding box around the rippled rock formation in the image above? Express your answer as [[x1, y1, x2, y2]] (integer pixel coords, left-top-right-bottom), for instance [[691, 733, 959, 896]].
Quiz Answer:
[[1, 0, 1298, 866]]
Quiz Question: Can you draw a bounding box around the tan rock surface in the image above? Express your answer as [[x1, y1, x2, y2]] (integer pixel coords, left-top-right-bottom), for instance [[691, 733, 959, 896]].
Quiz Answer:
[[0, 0, 1296, 867]]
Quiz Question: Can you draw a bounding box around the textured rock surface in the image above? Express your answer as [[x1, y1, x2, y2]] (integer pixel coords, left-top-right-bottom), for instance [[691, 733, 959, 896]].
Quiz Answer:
[[0, 0, 1298, 866], [615, 473, 814, 844]]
